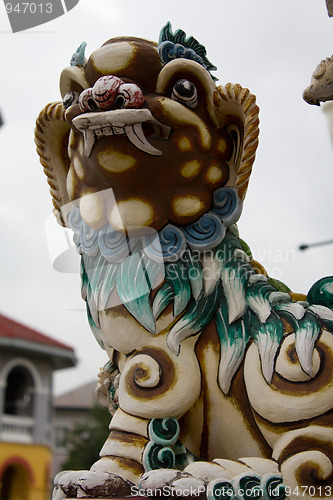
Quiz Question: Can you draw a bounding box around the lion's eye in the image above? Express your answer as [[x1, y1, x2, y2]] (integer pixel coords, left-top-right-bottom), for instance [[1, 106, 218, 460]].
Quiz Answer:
[[63, 91, 79, 109], [171, 79, 198, 109]]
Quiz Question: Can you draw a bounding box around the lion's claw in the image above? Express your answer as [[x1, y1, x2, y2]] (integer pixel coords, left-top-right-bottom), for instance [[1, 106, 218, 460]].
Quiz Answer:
[[53, 469, 135, 498], [53, 471, 84, 499], [140, 458, 286, 500]]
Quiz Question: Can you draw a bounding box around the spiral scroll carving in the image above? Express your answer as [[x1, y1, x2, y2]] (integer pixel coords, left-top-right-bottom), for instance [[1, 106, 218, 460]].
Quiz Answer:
[[144, 224, 187, 262], [275, 333, 321, 382], [80, 222, 99, 256], [244, 331, 333, 423], [149, 418, 180, 446], [273, 426, 333, 500], [159, 41, 204, 67], [98, 225, 134, 263], [212, 187, 243, 226], [144, 443, 175, 471], [183, 213, 225, 251], [119, 348, 175, 404], [131, 354, 162, 389]]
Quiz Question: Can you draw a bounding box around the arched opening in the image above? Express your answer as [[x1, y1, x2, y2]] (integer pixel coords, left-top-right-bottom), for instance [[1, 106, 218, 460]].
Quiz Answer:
[[0, 464, 30, 500], [4, 366, 35, 417]]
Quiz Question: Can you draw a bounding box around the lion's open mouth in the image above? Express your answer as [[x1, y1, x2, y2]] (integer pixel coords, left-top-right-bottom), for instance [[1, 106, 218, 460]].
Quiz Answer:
[[73, 109, 171, 157]]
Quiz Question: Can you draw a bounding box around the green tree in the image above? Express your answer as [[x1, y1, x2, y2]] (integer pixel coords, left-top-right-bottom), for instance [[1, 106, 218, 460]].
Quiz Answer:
[[62, 404, 111, 470]]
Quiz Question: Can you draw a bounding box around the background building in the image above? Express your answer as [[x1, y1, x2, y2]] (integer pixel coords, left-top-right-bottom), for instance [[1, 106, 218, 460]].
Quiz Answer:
[[0, 314, 76, 500], [52, 380, 98, 477]]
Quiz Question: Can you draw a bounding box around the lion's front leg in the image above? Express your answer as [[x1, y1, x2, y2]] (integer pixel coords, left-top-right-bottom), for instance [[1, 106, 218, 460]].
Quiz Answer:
[[54, 340, 202, 498], [98, 342, 201, 477], [52, 408, 147, 499], [92, 408, 150, 483]]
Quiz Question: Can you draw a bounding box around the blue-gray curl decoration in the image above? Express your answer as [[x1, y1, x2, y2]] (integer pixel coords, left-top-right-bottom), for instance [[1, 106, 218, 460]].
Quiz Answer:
[[80, 223, 99, 257], [183, 213, 225, 251], [68, 206, 82, 234], [98, 226, 137, 263], [68, 188, 243, 262], [158, 22, 217, 80], [144, 224, 187, 262], [159, 41, 206, 67], [212, 187, 243, 226]]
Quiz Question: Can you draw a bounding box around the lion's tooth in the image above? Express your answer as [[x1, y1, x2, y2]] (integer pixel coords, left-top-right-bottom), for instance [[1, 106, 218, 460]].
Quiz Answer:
[[83, 129, 96, 157], [74, 110, 168, 157], [112, 126, 124, 135], [125, 123, 162, 156]]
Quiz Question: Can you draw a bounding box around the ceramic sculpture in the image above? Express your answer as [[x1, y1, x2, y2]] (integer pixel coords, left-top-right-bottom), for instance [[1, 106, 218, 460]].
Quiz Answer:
[[36, 24, 333, 500], [303, 55, 333, 105]]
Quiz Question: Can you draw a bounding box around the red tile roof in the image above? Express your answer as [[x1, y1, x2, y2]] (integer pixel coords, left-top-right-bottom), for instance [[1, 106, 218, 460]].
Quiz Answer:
[[0, 313, 74, 352]]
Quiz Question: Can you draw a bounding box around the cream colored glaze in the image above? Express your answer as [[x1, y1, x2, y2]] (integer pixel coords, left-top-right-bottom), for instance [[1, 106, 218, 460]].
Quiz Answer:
[[244, 332, 333, 426], [79, 191, 106, 229], [119, 338, 201, 420], [97, 150, 137, 173], [90, 42, 136, 75], [108, 198, 154, 229], [159, 98, 212, 150], [171, 195, 205, 217]]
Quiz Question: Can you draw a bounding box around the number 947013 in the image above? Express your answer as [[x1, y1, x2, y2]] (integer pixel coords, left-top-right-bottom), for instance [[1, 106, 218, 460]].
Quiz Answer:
[[5, 2, 53, 14], [284, 485, 332, 497]]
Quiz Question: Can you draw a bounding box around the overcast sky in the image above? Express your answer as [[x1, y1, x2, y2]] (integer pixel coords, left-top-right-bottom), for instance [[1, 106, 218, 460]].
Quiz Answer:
[[0, 0, 332, 395]]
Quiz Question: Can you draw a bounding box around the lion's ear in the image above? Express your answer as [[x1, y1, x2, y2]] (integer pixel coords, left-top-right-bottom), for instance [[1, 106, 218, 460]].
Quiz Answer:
[[35, 102, 71, 227], [59, 65, 89, 98], [216, 84, 260, 201], [35, 66, 89, 226]]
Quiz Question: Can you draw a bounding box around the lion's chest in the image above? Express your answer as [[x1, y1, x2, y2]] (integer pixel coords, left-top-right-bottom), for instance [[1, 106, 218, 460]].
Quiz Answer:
[[178, 324, 271, 461]]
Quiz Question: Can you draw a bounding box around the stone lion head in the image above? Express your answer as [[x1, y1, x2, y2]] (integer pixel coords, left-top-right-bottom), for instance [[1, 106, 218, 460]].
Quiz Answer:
[[36, 23, 259, 236]]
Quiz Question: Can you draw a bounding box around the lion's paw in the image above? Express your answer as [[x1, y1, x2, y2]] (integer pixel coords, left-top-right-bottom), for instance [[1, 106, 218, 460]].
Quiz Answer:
[[53, 471, 83, 499], [140, 469, 206, 499], [52, 469, 135, 499], [140, 458, 286, 500]]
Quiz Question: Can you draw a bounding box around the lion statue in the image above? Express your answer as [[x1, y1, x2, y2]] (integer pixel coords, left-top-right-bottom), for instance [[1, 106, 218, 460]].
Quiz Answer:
[[36, 24, 333, 500]]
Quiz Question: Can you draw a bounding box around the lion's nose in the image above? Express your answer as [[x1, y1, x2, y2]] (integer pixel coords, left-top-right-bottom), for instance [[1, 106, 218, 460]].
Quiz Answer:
[[79, 75, 145, 112]]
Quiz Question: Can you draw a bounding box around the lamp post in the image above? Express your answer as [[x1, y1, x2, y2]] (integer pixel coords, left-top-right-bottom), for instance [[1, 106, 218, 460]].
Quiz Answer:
[[299, 239, 333, 251]]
